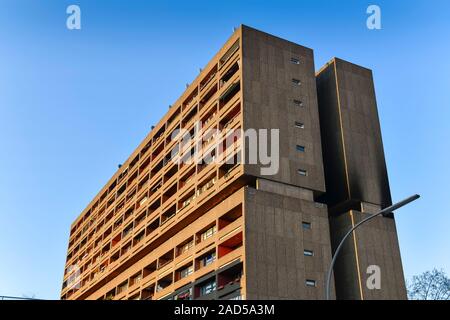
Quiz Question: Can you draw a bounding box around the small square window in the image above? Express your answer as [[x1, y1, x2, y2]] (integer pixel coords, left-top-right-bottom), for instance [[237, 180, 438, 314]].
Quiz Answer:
[[292, 78, 301, 86], [295, 122, 304, 129], [304, 249, 314, 257], [290, 57, 300, 64], [296, 145, 305, 152], [298, 169, 307, 176], [293, 99, 303, 107], [306, 279, 316, 287], [302, 221, 311, 230]]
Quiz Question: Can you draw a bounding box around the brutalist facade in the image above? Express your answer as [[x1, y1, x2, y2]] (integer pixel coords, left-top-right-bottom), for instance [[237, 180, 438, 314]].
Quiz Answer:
[[316, 58, 407, 299], [61, 25, 406, 300]]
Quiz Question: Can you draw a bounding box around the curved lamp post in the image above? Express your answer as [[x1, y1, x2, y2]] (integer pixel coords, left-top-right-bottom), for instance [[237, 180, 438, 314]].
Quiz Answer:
[[325, 194, 420, 300]]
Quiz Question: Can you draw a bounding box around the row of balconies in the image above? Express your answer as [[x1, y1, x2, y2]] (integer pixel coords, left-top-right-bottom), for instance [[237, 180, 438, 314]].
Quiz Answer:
[[69, 40, 241, 243], [62, 159, 244, 296], [66, 91, 242, 263], [100, 227, 243, 301], [65, 139, 242, 280], [62, 200, 243, 300]]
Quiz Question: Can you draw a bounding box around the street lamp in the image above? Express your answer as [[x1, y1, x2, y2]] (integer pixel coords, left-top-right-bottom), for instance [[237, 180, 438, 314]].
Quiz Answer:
[[325, 194, 420, 300]]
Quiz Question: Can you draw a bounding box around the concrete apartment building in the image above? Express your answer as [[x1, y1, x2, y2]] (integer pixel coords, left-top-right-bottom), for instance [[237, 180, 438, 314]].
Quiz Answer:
[[61, 25, 406, 300]]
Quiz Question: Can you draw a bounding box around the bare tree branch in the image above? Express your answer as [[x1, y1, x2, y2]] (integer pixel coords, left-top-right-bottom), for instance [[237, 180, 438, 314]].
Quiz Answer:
[[408, 269, 450, 300]]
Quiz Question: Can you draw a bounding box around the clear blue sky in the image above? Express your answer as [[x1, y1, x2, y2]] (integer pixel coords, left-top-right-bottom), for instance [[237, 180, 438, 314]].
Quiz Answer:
[[0, 0, 449, 299]]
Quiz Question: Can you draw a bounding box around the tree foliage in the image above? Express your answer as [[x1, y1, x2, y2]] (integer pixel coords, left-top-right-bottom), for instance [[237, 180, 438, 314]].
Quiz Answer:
[[407, 269, 450, 300]]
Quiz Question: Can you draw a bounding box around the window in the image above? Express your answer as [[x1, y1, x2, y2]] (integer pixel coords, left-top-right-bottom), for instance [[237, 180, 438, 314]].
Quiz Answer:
[[131, 273, 142, 286], [177, 239, 194, 255], [176, 289, 192, 300], [304, 249, 314, 257], [220, 40, 239, 67], [306, 279, 316, 287], [302, 221, 312, 230], [293, 99, 303, 107], [292, 78, 301, 86], [296, 145, 305, 152], [295, 121, 304, 129], [199, 280, 216, 296], [201, 225, 217, 241], [202, 252, 216, 267], [179, 265, 194, 279], [298, 169, 307, 176], [290, 57, 300, 64], [117, 281, 128, 294]]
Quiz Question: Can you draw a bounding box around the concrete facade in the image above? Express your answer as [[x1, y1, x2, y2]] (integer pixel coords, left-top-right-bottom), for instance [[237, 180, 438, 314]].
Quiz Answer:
[[61, 26, 406, 300], [316, 58, 407, 299]]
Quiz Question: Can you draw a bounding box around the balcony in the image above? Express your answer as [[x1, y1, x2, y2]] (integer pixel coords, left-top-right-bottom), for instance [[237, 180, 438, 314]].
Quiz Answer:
[[166, 106, 181, 130], [219, 39, 239, 69], [218, 232, 243, 259], [147, 198, 161, 218], [141, 284, 155, 300], [156, 273, 173, 293], [199, 83, 218, 112], [122, 223, 133, 239], [152, 141, 165, 161], [117, 280, 128, 296], [110, 250, 120, 265], [220, 60, 239, 89], [197, 174, 217, 202], [182, 104, 198, 129], [134, 211, 146, 230], [182, 88, 198, 111], [175, 237, 194, 257], [120, 241, 132, 257], [143, 260, 157, 279], [136, 193, 149, 211], [111, 233, 121, 248], [174, 288, 192, 300], [162, 183, 177, 205], [128, 154, 140, 172], [140, 141, 152, 159], [116, 183, 127, 200], [200, 66, 217, 92], [152, 126, 165, 145], [158, 249, 174, 270], [175, 263, 193, 282], [178, 189, 195, 213], [194, 276, 216, 300], [163, 161, 178, 184], [201, 105, 218, 130], [218, 204, 242, 230], [137, 173, 150, 193], [151, 158, 164, 177], [166, 125, 181, 148], [219, 102, 241, 130], [149, 179, 162, 196], [160, 204, 176, 226], [123, 206, 134, 223], [195, 249, 216, 271], [145, 217, 160, 240], [132, 230, 145, 248], [129, 272, 143, 289], [105, 288, 116, 300], [217, 262, 243, 299], [196, 224, 217, 245], [219, 81, 240, 109], [178, 167, 195, 191]]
